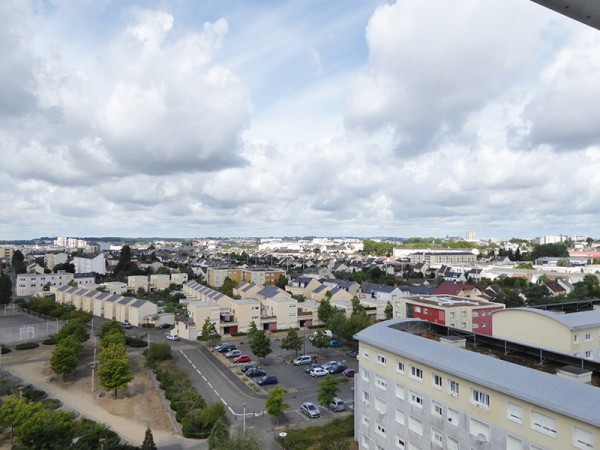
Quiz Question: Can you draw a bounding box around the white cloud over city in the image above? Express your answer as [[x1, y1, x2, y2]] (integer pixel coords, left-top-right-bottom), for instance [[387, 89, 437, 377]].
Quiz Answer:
[[1, 0, 599, 240]]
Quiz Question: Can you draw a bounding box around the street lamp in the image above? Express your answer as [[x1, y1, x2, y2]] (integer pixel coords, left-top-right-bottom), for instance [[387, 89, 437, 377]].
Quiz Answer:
[[243, 403, 246, 433], [99, 437, 106, 450], [279, 432, 287, 449]]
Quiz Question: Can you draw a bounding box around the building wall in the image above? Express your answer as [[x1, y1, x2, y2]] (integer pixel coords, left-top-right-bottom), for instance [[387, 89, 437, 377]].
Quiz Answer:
[[73, 254, 106, 275], [355, 341, 599, 450], [45, 253, 68, 269], [242, 268, 286, 286], [128, 275, 149, 291], [16, 272, 74, 297], [264, 298, 298, 330], [171, 272, 189, 285], [150, 274, 170, 291], [229, 299, 261, 332], [207, 268, 243, 288]]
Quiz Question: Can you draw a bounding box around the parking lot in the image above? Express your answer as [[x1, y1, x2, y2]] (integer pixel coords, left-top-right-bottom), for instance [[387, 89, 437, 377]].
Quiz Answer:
[[217, 331, 358, 422]]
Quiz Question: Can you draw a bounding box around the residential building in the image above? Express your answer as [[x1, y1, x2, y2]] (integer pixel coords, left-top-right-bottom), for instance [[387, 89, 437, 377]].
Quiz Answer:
[[16, 272, 74, 297], [128, 275, 149, 292], [150, 274, 170, 291], [409, 251, 477, 265], [493, 308, 600, 361], [393, 295, 505, 335], [44, 252, 68, 270], [286, 276, 322, 298], [207, 266, 286, 288], [207, 267, 244, 287], [355, 319, 600, 450], [433, 282, 487, 300], [170, 272, 189, 285], [72, 253, 106, 275]]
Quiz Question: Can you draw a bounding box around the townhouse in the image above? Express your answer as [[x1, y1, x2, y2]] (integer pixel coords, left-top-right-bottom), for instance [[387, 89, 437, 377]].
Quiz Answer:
[[355, 319, 600, 450]]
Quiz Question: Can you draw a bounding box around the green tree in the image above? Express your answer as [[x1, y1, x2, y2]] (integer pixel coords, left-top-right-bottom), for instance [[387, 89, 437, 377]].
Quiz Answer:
[[328, 312, 347, 337], [515, 262, 534, 270], [98, 343, 133, 398], [311, 330, 331, 355], [384, 301, 393, 320], [317, 374, 341, 406], [247, 321, 258, 339], [155, 266, 171, 275], [56, 318, 89, 344], [182, 402, 226, 439], [280, 328, 302, 357], [11, 250, 26, 275], [275, 275, 288, 290], [50, 334, 82, 380], [250, 330, 272, 360], [100, 329, 126, 349], [141, 427, 157, 450], [495, 290, 525, 308], [15, 408, 75, 449], [0, 395, 43, 443], [0, 273, 12, 304], [351, 296, 365, 315], [531, 243, 569, 260], [318, 297, 335, 327], [208, 420, 230, 450], [265, 386, 289, 425], [200, 317, 221, 347], [98, 321, 124, 340], [341, 311, 371, 341], [221, 277, 237, 297]]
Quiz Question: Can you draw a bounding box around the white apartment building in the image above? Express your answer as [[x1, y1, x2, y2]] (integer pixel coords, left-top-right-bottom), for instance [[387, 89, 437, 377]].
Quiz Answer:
[[72, 253, 106, 275], [355, 319, 600, 450], [16, 272, 77, 297]]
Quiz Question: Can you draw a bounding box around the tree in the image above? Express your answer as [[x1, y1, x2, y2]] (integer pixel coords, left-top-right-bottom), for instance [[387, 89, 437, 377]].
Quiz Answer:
[[311, 331, 331, 355], [341, 311, 371, 341], [141, 427, 157, 450], [208, 420, 230, 450], [384, 301, 393, 320], [56, 318, 89, 344], [50, 335, 82, 380], [221, 277, 237, 297], [318, 297, 335, 327], [265, 386, 289, 425], [275, 275, 288, 290], [98, 343, 133, 398], [531, 243, 569, 260], [247, 321, 258, 339], [328, 312, 346, 337], [317, 374, 341, 406], [495, 290, 525, 308], [280, 328, 302, 357], [145, 342, 172, 368], [15, 407, 75, 449], [98, 321, 124, 340], [0, 273, 12, 304], [351, 297, 365, 315], [11, 250, 26, 275], [250, 330, 272, 360], [0, 395, 43, 443], [201, 317, 221, 347]]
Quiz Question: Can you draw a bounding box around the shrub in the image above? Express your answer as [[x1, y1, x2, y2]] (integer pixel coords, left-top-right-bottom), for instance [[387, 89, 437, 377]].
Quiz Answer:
[[182, 402, 226, 439], [1, 346, 11, 354], [125, 336, 148, 347], [230, 332, 247, 337], [145, 343, 172, 369], [43, 337, 57, 345], [15, 342, 39, 350], [41, 398, 62, 410], [21, 386, 47, 401]]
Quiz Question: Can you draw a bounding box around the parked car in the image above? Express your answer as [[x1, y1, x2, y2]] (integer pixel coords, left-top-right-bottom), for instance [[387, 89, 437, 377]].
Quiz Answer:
[[329, 340, 342, 348], [301, 402, 321, 418], [346, 350, 358, 359], [217, 344, 236, 353], [321, 361, 340, 372], [241, 364, 259, 374], [309, 330, 332, 341], [328, 397, 346, 412], [166, 334, 179, 341], [293, 355, 316, 366], [122, 321, 132, 329], [310, 367, 328, 377], [214, 342, 229, 351], [158, 323, 172, 329], [234, 354, 251, 363], [257, 375, 278, 386], [245, 368, 266, 378], [304, 363, 321, 374], [341, 368, 355, 378], [225, 349, 242, 358], [328, 364, 347, 374]]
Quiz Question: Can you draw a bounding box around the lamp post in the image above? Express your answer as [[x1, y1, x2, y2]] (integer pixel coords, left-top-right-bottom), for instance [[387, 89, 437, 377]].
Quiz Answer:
[[243, 403, 246, 433], [303, 325, 307, 355], [91, 363, 96, 393], [99, 437, 106, 450], [279, 431, 287, 449]]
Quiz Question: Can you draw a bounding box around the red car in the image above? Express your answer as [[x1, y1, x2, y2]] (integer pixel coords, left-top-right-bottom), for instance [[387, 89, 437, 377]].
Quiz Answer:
[[234, 355, 252, 363], [342, 368, 355, 378]]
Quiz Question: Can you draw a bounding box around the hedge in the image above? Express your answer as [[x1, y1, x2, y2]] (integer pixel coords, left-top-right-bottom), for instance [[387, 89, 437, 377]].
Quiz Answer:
[[125, 336, 148, 347], [43, 337, 57, 345], [15, 342, 39, 350]]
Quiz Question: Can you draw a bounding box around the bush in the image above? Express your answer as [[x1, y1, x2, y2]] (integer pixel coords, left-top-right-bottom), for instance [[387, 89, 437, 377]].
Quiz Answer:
[[182, 402, 226, 439], [41, 398, 62, 410], [21, 386, 47, 401], [230, 332, 247, 337], [125, 336, 148, 347], [284, 415, 355, 450], [15, 342, 39, 350], [1, 346, 11, 354], [145, 343, 172, 369], [43, 337, 57, 345]]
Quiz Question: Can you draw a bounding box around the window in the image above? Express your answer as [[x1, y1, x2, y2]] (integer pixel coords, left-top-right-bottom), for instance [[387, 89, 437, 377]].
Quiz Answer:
[[395, 435, 405, 449], [361, 434, 369, 448], [449, 379, 460, 397], [574, 334, 579, 343], [376, 423, 386, 437], [573, 426, 594, 449], [410, 365, 423, 381], [362, 391, 370, 404], [461, 322, 466, 329], [409, 391, 424, 408], [375, 398, 386, 414], [395, 409, 405, 425], [363, 348, 370, 358], [447, 408, 459, 427], [362, 414, 369, 426], [473, 323, 479, 329], [415, 306, 421, 313], [450, 312, 455, 318], [375, 375, 387, 390], [408, 416, 423, 436], [585, 333, 592, 341], [506, 402, 523, 424], [395, 383, 405, 399], [397, 360, 405, 374], [447, 436, 459, 450], [470, 418, 490, 442], [531, 411, 557, 438], [362, 369, 370, 382], [376, 353, 387, 366], [585, 350, 592, 358], [506, 435, 522, 450], [431, 429, 443, 447], [473, 311, 479, 317], [432, 374, 443, 389], [472, 389, 490, 409], [432, 401, 443, 417]]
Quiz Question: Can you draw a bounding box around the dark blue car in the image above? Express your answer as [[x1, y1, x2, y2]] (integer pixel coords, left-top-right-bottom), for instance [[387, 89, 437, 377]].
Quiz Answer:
[[257, 375, 278, 386], [330, 339, 342, 348]]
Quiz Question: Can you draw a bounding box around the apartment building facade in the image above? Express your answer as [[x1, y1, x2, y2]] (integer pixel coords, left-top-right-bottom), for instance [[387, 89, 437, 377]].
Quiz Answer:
[[16, 272, 95, 297], [72, 253, 106, 275], [207, 266, 286, 288], [393, 295, 505, 336], [493, 308, 600, 361], [409, 251, 477, 265], [355, 319, 600, 450]]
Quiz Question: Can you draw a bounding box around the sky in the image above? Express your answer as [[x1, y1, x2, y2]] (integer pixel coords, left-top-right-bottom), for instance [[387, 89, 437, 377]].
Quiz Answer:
[[1, 0, 600, 241]]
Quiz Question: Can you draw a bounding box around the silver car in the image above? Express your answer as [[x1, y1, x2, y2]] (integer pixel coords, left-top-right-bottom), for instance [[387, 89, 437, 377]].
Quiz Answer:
[[301, 402, 321, 418], [328, 397, 346, 412]]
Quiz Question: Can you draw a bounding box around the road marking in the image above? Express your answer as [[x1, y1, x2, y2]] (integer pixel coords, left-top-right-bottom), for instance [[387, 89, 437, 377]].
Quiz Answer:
[[221, 398, 227, 406], [207, 382, 213, 388], [295, 410, 310, 421], [201, 375, 207, 381], [192, 363, 197, 369], [214, 390, 220, 396]]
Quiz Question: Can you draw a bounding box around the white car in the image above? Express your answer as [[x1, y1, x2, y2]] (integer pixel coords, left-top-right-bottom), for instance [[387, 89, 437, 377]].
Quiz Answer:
[[293, 355, 315, 366], [166, 334, 179, 341], [226, 349, 242, 358], [310, 367, 328, 377]]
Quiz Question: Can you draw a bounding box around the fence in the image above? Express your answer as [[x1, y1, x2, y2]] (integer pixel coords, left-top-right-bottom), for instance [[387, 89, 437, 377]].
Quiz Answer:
[[0, 321, 62, 345]]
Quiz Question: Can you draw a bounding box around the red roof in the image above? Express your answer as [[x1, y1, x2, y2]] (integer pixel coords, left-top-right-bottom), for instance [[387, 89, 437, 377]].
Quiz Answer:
[[433, 282, 476, 296]]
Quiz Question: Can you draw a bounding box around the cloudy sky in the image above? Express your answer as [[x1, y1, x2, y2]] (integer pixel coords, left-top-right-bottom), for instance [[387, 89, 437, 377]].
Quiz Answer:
[[1, 0, 599, 241]]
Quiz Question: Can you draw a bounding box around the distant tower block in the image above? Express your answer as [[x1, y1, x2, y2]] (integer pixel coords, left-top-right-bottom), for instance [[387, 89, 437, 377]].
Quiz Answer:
[[466, 231, 476, 241]]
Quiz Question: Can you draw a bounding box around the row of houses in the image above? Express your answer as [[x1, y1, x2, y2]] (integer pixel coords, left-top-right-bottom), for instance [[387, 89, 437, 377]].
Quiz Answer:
[[51, 285, 162, 327], [127, 273, 189, 292]]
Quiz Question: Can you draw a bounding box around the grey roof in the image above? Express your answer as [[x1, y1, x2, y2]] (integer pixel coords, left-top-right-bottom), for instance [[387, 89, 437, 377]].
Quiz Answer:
[[106, 294, 122, 303], [130, 299, 147, 308], [74, 273, 95, 278], [258, 285, 284, 298], [356, 319, 600, 427], [501, 308, 600, 330], [96, 292, 111, 300], [56, 285, 70, 292], [398, 285, 435, 295]]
